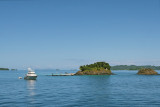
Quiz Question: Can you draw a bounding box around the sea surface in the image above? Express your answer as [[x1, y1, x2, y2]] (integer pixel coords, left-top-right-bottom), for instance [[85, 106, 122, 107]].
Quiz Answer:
[[0, 70, 160, 107]]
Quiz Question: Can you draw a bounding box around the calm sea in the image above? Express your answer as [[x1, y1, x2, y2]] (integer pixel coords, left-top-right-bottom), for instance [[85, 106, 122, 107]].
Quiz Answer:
[[0, 70, 160, 107]]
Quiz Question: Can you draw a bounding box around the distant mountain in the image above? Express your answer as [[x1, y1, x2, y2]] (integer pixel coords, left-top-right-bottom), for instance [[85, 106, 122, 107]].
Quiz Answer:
[[111, 65, 160, 70]]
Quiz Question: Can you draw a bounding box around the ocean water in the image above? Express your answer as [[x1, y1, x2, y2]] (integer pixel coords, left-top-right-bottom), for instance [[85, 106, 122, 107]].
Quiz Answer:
[[0, 70, 160, 107]]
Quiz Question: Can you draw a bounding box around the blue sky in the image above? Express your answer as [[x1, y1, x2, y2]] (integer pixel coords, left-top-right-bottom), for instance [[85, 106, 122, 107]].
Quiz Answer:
[[0, 0, 160, 69]]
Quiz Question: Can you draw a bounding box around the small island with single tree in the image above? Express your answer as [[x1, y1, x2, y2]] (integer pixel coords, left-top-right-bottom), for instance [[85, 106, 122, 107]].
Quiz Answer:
[[75, 62, 113, 75], [137, 68, 158, 75]]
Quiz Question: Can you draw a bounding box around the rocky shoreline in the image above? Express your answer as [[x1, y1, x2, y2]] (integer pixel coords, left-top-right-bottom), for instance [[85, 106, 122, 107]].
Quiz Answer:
[[75, 69, 113, 75]]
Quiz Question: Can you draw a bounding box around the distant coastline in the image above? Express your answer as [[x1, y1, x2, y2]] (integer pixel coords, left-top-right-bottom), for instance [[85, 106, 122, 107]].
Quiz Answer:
[[1, 65, 160, 71], [111, 65, 160, 70], [0, 68, 9, 70], [0, 68, 17, 71]]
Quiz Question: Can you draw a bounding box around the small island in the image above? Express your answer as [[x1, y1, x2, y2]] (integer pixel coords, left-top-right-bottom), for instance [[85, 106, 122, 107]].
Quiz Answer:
[[137, 68, 158, 75], [0, 68, 9, 70], [75, 62, 113, 75]]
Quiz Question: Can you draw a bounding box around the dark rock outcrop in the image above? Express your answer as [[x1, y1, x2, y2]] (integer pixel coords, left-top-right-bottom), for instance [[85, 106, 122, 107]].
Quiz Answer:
[[137, 68, 158, 75]]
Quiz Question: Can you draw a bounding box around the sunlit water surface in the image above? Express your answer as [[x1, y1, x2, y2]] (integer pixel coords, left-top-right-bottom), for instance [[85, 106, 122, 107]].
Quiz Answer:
[[0, 70, 160, 107]]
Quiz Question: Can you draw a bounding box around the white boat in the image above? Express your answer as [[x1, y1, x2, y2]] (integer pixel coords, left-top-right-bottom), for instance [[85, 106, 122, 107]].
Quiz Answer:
[[24, 68, 37, 80], [19, 77, 22, 79]]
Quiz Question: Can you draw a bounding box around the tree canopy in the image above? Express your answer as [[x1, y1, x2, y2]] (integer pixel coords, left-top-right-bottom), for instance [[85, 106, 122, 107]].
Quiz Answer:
[[79, 62, 111, 71]]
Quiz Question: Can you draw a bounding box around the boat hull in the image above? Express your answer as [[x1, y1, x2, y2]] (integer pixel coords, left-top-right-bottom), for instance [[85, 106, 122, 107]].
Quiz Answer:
[[24, 76, 37, 80]]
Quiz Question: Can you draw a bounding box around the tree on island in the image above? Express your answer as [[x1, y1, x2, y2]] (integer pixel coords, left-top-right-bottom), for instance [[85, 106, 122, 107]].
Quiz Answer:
[[75, 62, 112, 75]]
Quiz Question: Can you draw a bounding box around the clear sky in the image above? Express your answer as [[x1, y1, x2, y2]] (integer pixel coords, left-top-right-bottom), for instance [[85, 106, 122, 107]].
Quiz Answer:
[[0, 0, 160, 69]]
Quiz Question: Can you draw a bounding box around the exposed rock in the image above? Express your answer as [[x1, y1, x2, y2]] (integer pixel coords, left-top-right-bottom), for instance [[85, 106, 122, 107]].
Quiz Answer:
[[137, 68, 158, 75], [75, 69, 113, 75]]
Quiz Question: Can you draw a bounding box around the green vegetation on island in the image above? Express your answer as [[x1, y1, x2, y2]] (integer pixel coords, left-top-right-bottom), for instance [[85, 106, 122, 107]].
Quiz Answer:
[[0, 68, 9, 70], [111, 65, 160, 70], [75, 62, 112, 75], [137, 68, 158, 75]]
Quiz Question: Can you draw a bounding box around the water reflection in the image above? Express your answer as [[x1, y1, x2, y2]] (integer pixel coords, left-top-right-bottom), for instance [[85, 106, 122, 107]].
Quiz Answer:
[[74, 75, 112, 105], [86, 75, 111, 86], [27, 80, 37, 105], [27, 80, 36, 96]]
